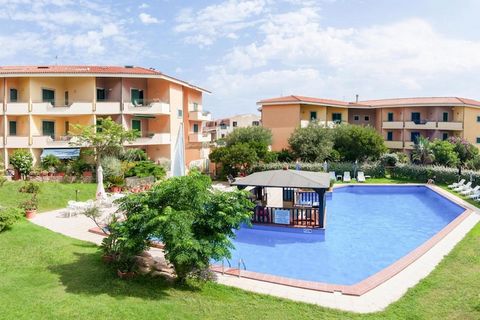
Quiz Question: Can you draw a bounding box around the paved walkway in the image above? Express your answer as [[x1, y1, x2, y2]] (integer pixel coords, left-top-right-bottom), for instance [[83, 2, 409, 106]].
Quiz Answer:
[[29, 185, 480, 313]]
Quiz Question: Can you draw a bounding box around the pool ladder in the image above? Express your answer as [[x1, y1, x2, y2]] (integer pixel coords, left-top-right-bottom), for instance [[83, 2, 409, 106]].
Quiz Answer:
[[221, 258, 246, 278]]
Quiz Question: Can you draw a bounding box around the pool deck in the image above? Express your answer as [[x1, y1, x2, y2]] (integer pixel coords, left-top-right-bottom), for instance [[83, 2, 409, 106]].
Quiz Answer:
[[29, 183, 480, 313]]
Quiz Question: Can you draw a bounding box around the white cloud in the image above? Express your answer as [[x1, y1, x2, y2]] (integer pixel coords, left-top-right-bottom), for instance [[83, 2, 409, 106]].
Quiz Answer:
[[175, 0, 269, 46], [139, 12, 161, 24], [139, 3, 149, 9]]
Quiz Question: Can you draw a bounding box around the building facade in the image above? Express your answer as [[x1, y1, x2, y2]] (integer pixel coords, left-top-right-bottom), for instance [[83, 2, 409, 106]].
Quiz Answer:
[[0, 65, 211, 173], [205, 113, 261, 142], [258, 95, 480, 152]]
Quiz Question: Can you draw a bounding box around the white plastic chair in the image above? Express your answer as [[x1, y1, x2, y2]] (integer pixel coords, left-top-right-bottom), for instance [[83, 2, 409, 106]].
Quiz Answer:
[[448, 179, 465, 189], [343, 171, 351, 182], [454, 181, 471, 192], [461, 185, 479, 195], [357, 172, 366, 183]]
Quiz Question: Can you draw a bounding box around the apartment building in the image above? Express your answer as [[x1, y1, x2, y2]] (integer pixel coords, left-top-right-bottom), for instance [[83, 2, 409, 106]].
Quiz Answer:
[[258, 95, 480, 152], [205, 113, 261, 141], [0, 65, 211, 173]]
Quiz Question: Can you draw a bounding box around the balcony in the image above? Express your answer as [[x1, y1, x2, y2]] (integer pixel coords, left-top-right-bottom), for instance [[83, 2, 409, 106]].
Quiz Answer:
[[189, 103, 203, 112], [6, 102, 29, 115], [437, 121, 463, 131], [31, 136, 79, 148], [189, 132, 211, 143], [385, 141, 404, 149], [31, 101, 93, 115], [123, 101, 170, 115], [404, 141, 415, 150], [5, 136, 29, 148], [95, 102, 121, 115], [128, 133, 171, 146], [382, 121, 404, 129], [189, 111, 212, 121], [300, 120, 336, 128], [404, 121, 436, 130]]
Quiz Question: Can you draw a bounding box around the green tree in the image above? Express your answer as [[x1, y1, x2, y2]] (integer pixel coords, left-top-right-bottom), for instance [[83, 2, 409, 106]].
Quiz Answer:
[[225, 126, 272, 147], [113, 171, 253, 282], [70, 117, 139, 180], [448, 137, 479, 174], [9, 149, 33, 179], [288, 123, 334, 162], [411, 136, 434, 165], [431, 140, 459, 167], [333, 124, 387, 161]]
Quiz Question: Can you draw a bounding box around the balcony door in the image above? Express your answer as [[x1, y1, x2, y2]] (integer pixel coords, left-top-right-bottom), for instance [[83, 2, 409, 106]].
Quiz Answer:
[[131, 89, 144, 106], [42, 121, 55, 139], [193, 123, 199, 133], [411, 132, 420, 143], [96, 88, 106, 101], [9, 121, 17, 136], [411, 112, 421, 124], [132, 119, 142, 133], [42, 89, 55, 105], [442, 112, 449, 122]]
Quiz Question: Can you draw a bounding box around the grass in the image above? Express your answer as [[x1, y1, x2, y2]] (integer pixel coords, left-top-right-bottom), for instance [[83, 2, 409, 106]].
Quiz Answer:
[[0, 178, 478, 319], [0, 181, 96, 212]]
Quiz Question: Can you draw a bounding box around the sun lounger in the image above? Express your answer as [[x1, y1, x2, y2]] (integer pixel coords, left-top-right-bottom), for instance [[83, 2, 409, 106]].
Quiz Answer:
[[357, 171, 366, 183], [468, 191, 480, 199], [461, 185, 480, 195], [448, 179, 465, 189], [343, 171, 351, 182], [454, 181, 471, 192], [329, 171, 336, 181]]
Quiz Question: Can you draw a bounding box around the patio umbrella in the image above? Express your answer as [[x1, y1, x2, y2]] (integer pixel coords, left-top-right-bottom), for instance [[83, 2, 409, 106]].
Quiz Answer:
[[323, 161, 328, 172], [96, 165, 107, 200]]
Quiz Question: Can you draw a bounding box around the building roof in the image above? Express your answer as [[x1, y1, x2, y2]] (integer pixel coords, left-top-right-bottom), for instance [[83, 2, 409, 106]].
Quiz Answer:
[[232, 170, 331, 189], [257, 95, 350, 107], [257, 95, 480, 108], [0, 65, 210, 93]]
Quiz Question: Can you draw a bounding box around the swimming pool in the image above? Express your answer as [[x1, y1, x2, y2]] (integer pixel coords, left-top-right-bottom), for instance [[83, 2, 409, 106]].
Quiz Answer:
[[221, 185, 465, 286]]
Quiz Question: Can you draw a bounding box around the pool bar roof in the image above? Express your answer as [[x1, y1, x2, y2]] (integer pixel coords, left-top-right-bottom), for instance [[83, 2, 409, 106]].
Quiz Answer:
[[232, 170, 330, 189]]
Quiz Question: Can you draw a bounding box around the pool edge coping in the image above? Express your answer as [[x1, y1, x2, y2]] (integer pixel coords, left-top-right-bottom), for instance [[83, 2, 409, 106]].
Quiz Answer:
[[211, 183, 474, 296]]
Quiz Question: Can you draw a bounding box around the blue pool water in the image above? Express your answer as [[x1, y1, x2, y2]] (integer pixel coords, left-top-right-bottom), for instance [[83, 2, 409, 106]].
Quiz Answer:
[[223, 186, 464, 285]]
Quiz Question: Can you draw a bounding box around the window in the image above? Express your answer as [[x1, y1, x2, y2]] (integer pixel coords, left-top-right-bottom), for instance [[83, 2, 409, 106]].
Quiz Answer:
[[443, 112, 449, 122], [332, 113, 342, 123], [442, 133, 449, 141], [221, 134, 225, 138], [411, 132, 420, 143], [64, 91, 69, 106], [193, 123, 199, 133], [364, 115, 370, 121], [220, 123, 227, 129], [132, 119, 142, 132], [233, 121, 238, 127], [96, 88, 106, 101], [65, 121, 70, 135], [42, 121, 55, 139], [131, 89, 144, 106], [477, 116, 480, 123], [310, 111, 317, 120], [283, 188, 294, 201], [8, 121, 16, 136], [252, 121, 260, 126], [387, 112, 394, 122], [353, 115, 360, 121], [411, 112, 421, 124], [96, 119, 103, 133], [9, 88, 18, 102], [387, 131, 393, 141], [177, 109, 183, 118], [42, 89, 55, 105], [193, 102, 199, 111], [477, 137, 480, 144]]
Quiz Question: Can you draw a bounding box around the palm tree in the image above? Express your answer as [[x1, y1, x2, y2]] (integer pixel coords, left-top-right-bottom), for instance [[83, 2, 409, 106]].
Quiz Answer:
[[412, 136, 434, 164]]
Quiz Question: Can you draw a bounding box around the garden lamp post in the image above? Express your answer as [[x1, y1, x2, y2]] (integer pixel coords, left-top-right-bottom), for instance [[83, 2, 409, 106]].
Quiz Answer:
[[354, 160, 358, 180]]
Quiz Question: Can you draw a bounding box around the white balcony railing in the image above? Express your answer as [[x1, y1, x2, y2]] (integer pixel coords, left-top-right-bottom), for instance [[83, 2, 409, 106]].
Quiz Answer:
[[436, 122, 463, 131], [31, 102, 93, 115], [189, 132, 211, 143], [128, 133, 171, 146], [6, 102, 29, 115], [5, 136, 29, 148], [31, 135, 79, 148], [189, 110, 212, 121], [95, 102, 122, 115], [404, 121, 437, 130], [382, 121, 404, 129], [123, 101, 170, 115], [188, 103, 203, 112], [404, 141, 415, 150]]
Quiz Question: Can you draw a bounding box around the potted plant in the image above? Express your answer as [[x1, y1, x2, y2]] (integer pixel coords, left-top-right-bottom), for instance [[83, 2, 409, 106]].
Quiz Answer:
[[56, 162, 67, 177], [108, 176, 124, 193], [20, 195, 39, 219], [116, 254, 137, 279]]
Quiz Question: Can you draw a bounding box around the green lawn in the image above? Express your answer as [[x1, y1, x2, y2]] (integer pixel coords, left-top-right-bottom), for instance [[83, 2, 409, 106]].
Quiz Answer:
[[0, 179, 479, 319], [0, 181, 96, 212]]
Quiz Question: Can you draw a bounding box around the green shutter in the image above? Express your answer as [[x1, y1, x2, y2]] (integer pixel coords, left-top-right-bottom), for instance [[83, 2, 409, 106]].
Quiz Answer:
[[9, 88, 18, 102], [193, 124, 199, 133], [42, 121, 55, 139], [42, 89, 55, 104], [132, 119, 141, 132], [9, 121, 17, 136]]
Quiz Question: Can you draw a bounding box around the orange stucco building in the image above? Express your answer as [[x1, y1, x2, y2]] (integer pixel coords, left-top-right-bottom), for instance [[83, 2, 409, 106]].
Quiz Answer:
[[258, 95, 480, 152]]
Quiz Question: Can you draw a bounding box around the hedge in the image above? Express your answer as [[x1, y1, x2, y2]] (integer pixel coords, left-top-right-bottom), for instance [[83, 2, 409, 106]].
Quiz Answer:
[[391, 164, 480, 185], [249, 161, 385, 178]]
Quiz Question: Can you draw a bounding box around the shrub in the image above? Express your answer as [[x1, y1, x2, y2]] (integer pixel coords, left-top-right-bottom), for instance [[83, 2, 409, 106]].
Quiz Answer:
[[9, 149, 33, 178], [41, 154, 61, 170], [0, 207, 23, 232], [125, 161, 166, 181], [391, 164, 480, 184], [121, 149, 148, 162], [431, 140, 459, 167], [380, 153, 399, 167], [333, 124, 387, 161], [18, 182, 40, 194], [288, 124, 334, 162], [69, 158, 92, 176], [249, 161, 385, 178], [101, 156, 123, 181], [20, 195, 39, 211]]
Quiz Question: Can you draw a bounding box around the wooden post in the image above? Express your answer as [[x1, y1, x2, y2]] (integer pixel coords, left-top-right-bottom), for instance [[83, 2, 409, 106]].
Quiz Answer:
[[313, 188, 326, 228]]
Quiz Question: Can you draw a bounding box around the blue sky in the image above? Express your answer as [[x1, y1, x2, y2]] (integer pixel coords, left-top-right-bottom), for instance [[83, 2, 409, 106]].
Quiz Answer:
[[1, 0, 480, 117]]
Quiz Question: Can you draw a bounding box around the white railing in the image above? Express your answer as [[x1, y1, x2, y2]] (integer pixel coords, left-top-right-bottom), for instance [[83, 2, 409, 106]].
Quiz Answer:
[[128, 133, 171, 146], [31, 101, 93, 115], [123, 101, 170, 115], [95, 102, 122, 114], [5, 136, 29, 148], [189, 110, 212, 121], [6, 102, 29, 115], [189, 132, 211, 143]]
